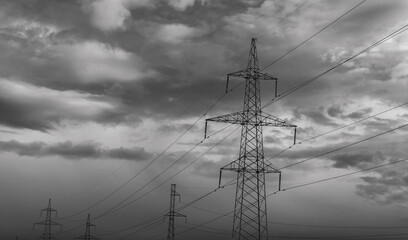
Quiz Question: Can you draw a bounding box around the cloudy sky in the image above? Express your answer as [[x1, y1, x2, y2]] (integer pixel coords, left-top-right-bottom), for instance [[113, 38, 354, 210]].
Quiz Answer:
[[1, 0, 408, 239]]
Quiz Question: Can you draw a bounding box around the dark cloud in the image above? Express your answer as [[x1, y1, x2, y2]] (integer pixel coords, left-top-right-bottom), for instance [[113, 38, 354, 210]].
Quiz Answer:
[[0, 97, 54, 131], [327, 105, 372, 120], [107, 146, 152, 161], [362, 117, 404, 134], [356, 169, 408, 206], [0, 91, 131, 131], [264, 135, 282, 144], [0, 1, 407, 239], [0, 140, 45, 156], [0, 0, 407, 137], [190, 155, 238, 179], [0, 6, 244, 131], [344, 108, 372, 119], [0, 140, 151, 161], [324, 131, 361, 141], [0, 129, 17, 134], [190, 157, 223, 178], [330, 151, 383, 169], [47, 141, 101, 159], [157, 123, 199, 134], [294, 107, 338, 126], [327, 105, 343, 118], [0, 78, 139, 131]]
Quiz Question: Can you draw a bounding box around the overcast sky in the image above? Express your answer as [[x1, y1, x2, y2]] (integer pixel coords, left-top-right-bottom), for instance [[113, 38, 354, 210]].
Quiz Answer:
[[1, 0, 408, 239]]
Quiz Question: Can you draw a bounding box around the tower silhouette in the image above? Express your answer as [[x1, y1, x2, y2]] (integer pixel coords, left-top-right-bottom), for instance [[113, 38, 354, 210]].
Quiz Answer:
[[164, 184, 186, 240], [74, 214, 100, 240], [205, 38, 297, 240], [33, 199, 62, 240]]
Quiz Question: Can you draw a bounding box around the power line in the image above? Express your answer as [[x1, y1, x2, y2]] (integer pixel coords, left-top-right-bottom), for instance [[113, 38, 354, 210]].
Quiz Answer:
[[111, 179, 237, 240], [279, 123, 408, 170], [206, 38, 298, 240], [268, 221, 408, 229], [176, 210, 233, 237], [55, 0, 306, 226], [164, 184, 186, 240], [277, 157, 408, 192], [60, 119, 202, 220], [260, 0, 366, 71], [263, 100, 408, 162], [262, 24, 408, 109], [184, 203, 408, 230], [57, 74, 246, 238], [298, 101, 408, 144], [93, 126, 240, 219], [257, 0, 307, 40], [98, 213, 166, 237], [64, 99, 408, 227], [268, 232, 408, 239], [60, 83, 244, 222], [93, 139, 204, 219], [114, 24, 408, 240], [110, 6, 408, 240], [116, 218, 164, 240], [180, 223, 230, 236], [81, 129, 238, 238], [56, 164, 125, 202], [165, 158, 408, 239], [89, 155, 408, 239]]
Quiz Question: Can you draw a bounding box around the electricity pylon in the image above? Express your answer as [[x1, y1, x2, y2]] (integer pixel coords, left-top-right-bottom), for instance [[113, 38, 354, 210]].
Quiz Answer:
[[164, 184, 186, 240], [74, 214, 100, 240], [33, 199, 62, 240], [205, 38, 297, 240]]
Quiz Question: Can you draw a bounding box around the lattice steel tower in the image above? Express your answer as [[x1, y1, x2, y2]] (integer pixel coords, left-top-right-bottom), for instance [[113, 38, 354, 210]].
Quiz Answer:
[[33, 199, 62, 240], [74, 214, 100, 240], [205, 38, 297, 240], [164, 184, 186, 240]]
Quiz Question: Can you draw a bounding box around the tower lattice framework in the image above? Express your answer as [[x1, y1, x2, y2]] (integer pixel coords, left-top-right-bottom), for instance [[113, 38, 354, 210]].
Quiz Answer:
[[74, 214, 100, 240], [205, 38, 297, 240], [33, 199, 62, 240], [164, 184, 186, 240]]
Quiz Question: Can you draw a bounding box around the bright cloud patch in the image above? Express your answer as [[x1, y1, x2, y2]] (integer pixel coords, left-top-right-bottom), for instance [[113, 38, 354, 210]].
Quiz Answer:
[[51, 41, 154, 83], [0, 19, 58, 42], [156, 23, 200, 44], [80, 0, 155, 32], [166, 0, 195, 11]]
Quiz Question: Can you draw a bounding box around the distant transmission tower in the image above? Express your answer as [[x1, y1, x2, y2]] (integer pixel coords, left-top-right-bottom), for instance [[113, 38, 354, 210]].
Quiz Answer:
[[74, 214, 100, 240], [164, 184, 186, 240], [33, 198, 62, 240], [205, 38, 297, 240]]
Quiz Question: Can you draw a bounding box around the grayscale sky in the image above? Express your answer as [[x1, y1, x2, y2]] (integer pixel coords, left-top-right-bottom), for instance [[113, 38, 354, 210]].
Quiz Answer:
[[1, 0, 408, 239]]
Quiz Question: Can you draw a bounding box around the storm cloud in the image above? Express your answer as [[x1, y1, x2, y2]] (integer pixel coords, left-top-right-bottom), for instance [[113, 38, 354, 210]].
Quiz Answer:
[[0, 140, 152, 161], [1, 1, 408, 239]]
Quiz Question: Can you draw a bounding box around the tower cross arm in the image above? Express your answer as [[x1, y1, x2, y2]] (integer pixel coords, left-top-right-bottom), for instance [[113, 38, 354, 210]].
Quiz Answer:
[[218, 158, 281, 187], [173, 212, 187, 218], [227, 69, 249, 79], [221, 157, 280, 173], [41, 207, 57, 212], [33, 220, 61, 226], [165, 212, 186, 218], [258, 111, 296, 127], [205, 111, 296, 128], [257, 72, 277, 81], [227, 70, 277, 80], [225, 69, 277, 93]]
